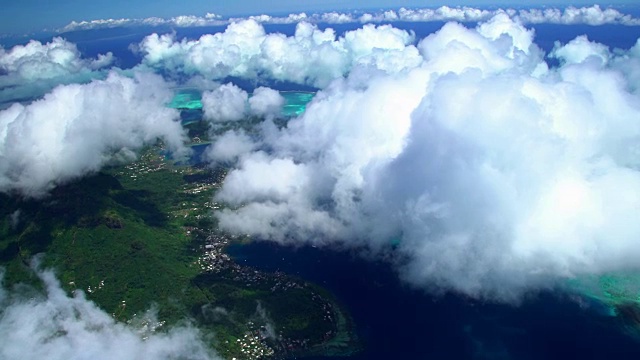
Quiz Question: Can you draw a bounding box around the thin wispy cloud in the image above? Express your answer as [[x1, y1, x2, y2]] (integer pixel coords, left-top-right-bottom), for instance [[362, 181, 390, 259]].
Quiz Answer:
[[0, 268, 219, 360]]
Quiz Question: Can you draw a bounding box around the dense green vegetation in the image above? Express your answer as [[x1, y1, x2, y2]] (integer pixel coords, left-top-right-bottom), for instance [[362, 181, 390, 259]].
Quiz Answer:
[[0, 132, 356, 359], [0, 156, 208, 322]]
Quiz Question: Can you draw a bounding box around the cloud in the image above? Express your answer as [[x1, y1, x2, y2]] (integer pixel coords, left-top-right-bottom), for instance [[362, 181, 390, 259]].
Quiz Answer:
[[60, 14, 226, 33], [0, 268, 218, 360], [9, 209, 20, 228], [249, 86, 285, 118], [386, 6, 494, 23], [614, 39, 640, 94], [0, 37, 114, 106], [0, 37, 113, 80], [202, 85, 283, 164], [205, 130, 258, 164], [201, 83, 286, 123], [202, 83, 248, 122], [549, 35, 610, 65], [60, 5, 640, 32], [0, 71, 189, 197], [135, 5, 640, 88], [138, 19, 419, 87], [516, 5, 640, 26], [378, 5, 640, 26], [212, 16, 640, 301]]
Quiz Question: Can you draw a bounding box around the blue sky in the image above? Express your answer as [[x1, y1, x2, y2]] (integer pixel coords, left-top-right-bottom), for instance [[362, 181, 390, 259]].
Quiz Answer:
[[1, 0, 638, 34]]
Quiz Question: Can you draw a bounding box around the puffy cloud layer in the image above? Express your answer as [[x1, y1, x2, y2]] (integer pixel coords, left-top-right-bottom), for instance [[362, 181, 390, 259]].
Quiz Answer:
[[0, 37, 113, 81], [136, 5, 640, 88], [138, 19, 419, 87], [202, 83, 248, 122], [201, 85, 282, 164], [0, 37, 113, 106], [205, 130, 257, 164], [211, 15, 640, 301], [549, 35, 611, 65], [61, 5, 640, 32], [202, 83, 285, 122], [249, 87, 285, 118], [0, 72, 188, 196], [0, 269, 218, 360], [515, 5, 640, 26], [375, 5, 640, 26]]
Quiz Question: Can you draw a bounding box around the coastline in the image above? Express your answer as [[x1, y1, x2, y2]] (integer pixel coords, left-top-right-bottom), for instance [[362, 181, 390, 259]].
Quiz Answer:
[[225, 240, 363, 359]]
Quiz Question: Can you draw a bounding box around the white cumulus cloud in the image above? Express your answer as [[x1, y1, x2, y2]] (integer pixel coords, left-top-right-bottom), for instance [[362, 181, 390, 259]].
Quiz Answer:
[[550, 35, 611, 65], [0, 37, 113, 81], [205, 130, 258, 164], [202, 83, 248, 122], [249, 86, 285, 118], [516, 5, 640, 26], [0, 37, 114, 106], [212, 16, 640, 301], [201, 83, 286, 123], [137, 19, 419, 88], [0, 71, 189, 197], [135, 6, 639, 89]]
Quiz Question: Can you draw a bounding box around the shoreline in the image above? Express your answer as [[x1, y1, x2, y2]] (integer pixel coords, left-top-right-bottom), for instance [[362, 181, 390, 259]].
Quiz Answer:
[[224, 239, 363, 359]]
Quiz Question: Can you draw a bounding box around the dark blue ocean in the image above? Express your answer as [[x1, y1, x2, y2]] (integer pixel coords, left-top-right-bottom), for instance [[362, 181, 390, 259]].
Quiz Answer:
[[3, 17, 640, 359], [227, 242, 640, 360]]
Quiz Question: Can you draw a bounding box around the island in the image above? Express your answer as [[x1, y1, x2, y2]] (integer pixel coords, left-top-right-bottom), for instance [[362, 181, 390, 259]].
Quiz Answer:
[[0, 89, 361, 359]]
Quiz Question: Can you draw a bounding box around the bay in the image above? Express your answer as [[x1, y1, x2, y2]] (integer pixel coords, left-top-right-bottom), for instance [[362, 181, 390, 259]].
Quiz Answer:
[[227, 241, 640, 359]]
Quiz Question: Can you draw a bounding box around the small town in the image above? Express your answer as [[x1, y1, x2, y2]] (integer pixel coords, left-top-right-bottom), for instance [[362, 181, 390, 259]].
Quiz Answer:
[[117, 151, 167, 179], [190, 228, 341, 359], [233, 322, 276, 360], [109, 144, 344, 359]]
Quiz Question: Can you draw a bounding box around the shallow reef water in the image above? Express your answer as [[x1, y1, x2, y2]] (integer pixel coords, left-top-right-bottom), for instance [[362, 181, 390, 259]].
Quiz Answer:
[[168, 88, 315, 117]]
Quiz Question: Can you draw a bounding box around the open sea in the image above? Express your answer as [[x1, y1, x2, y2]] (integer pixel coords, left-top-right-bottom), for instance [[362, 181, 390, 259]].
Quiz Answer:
[[3, 15, 640, 359], [226, 242, 640, 360]]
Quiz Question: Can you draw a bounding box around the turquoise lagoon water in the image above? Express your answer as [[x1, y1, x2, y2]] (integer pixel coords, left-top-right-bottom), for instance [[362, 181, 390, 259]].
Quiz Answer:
[[168, 88, 315, 118]]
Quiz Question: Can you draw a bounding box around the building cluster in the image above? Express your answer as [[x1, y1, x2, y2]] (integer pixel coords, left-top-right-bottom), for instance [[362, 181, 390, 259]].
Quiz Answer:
[[118, 152, 166, 179], [196, 233, 232, 273], [234, 323, 275, 360], [172, 200, 214, 220], [181, 170, 221, 195], [114, 147, 226, 225], [182, 183, 216, 195], [171, 175, 219, 219], [189, 226, 341, 359]]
